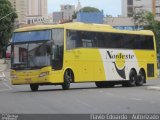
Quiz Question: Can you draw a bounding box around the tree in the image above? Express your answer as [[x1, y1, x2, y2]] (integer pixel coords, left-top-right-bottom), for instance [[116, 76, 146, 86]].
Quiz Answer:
[[133, 11, 160, 52], [80, 7, 100, 13], [73, 6, 100, 19], [0, 0, 17, 58]]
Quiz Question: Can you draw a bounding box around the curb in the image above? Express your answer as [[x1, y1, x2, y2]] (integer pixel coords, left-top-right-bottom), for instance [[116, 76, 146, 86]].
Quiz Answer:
[[147, 86, 160, 91]]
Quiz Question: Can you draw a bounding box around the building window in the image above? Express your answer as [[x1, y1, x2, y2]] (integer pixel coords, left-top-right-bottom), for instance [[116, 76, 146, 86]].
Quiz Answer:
[[127, 0, 133, 5], [127, 6, 133, 17], [156, 7, 160, 13]]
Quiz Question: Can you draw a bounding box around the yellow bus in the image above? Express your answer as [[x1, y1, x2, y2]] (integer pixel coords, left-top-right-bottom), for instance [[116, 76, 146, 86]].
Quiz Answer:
[[11, 22, 157, 91]]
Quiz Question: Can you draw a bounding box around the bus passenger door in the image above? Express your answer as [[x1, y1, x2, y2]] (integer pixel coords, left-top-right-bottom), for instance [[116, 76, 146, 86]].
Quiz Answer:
[[51, 29, 64, 70], [52, 45, 63, 70]]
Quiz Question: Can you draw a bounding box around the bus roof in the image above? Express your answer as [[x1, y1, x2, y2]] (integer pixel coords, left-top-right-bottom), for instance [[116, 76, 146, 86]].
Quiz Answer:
[[14, 22, 154, 36]]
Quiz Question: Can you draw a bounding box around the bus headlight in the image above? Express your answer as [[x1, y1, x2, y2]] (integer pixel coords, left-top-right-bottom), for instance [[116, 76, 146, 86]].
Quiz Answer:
[[11, 74, 17, 78], [39, 71, 49, 77]]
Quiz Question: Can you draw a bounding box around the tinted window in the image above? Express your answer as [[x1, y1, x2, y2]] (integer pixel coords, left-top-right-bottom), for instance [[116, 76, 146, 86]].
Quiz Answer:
[[29, 30, 51, 41], [13, 30, 51, 43], [122, 34, 154, 50], [67, 31, 76, 49], [66, 30, 154, 50], [127, 0, 133, 5]]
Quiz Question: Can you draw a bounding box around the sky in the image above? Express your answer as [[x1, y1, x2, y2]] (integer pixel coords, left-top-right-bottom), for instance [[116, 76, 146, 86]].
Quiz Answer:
[[48, 0, 122, 17]]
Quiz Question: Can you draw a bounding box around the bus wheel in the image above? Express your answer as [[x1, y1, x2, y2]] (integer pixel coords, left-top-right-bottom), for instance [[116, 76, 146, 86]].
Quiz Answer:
[[136, 70, 146, 86], [126, 70, 137, 87], [30, 84, 39, 91], [62, 70, 72, 90]]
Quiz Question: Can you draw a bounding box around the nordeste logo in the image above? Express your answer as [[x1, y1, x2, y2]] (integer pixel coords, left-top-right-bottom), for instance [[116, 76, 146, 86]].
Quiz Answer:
[[106, 51, 134, 79]]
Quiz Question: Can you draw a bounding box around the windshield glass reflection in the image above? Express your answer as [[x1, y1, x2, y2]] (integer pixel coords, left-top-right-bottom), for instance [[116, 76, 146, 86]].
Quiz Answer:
[[12, 42, 51, 69]]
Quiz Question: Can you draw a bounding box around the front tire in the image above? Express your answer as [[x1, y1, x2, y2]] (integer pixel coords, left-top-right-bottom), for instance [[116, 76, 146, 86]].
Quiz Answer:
[[30, 84, 39, 91], [62, 70, 73, 90]]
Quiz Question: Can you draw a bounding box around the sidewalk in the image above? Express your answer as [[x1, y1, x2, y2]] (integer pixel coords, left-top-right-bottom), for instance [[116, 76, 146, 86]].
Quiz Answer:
[[147, 85, 160, 91], [0, 59, 8, 71], [0, 59, 10, 81]]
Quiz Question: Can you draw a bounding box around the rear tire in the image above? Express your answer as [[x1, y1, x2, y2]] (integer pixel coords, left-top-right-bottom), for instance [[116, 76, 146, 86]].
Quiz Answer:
[[30, 84, 39, 91], [123, 70, 137, 87], [136, 70, 146, 86]]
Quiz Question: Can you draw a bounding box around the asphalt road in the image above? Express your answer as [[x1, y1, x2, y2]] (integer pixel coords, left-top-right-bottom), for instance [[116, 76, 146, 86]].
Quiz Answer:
[[0, 79, 160, 114]]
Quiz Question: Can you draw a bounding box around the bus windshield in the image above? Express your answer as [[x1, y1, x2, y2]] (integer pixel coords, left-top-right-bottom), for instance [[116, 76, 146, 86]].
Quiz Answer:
[[11, 30, 52, 70], [13, 30, 51, 43]]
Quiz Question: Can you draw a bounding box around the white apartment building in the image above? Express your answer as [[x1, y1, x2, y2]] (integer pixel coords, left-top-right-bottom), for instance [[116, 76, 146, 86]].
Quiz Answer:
[[122, 0, 160, 17], [61, 5, 75, 20], [27, 0, 48, 24], [9, 0, 48, 25], [9, 0, 27, 24], [53, 12, 63, 23]]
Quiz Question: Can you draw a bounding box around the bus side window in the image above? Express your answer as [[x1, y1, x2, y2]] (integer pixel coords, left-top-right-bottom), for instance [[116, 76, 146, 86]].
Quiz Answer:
[[76, 31, 82, 48], [67, 31, 76, 50]]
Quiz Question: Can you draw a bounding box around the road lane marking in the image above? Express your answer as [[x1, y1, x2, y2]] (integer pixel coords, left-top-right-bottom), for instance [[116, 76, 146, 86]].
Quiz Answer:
[[99, 90, 104, 93], [2, 82, 12, 90], [130, 98, 143, 101], [106, 93, 115, 96], [147, 86, 160, 90], [104, 91, 144, 101], [0, 89, 11, 92], [75, 98, 98, 111], [76, 99, 92, 107], [0, 80, 12, 92]]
